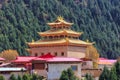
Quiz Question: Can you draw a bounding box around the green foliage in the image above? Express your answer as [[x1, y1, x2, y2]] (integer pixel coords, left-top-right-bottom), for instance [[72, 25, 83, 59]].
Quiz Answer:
[[8, 73, 44, 80], [99, 62, 120, 80], [31, 74, 38, 80], [30, 74, 44, 80], [114, 61, 120, 79], [17, 75, 22, 80], [109, 66, 117, 80], [85, 73, 94, 80], [37, 76, 44, 80], [22, 74, 30, 80], [99, 66, 110, 80], [60, 70, 69, 80], [9, 74, 17, 80], [0, 0, 120, 58], [0, 75, 5, 80], [60, 68, 78, 80]]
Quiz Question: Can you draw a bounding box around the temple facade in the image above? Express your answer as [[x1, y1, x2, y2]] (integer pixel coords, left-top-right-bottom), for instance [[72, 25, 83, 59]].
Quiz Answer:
[[27, 17, 93, 58]]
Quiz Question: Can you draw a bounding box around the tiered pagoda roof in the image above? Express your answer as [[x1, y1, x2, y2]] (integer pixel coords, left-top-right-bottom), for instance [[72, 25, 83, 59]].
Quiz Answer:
[[47, 16, 73, 27], [27, 16, 93, 48], [38, 29, 83, 37], [12, 53, 82, 63], [28, 38, 93, 48]]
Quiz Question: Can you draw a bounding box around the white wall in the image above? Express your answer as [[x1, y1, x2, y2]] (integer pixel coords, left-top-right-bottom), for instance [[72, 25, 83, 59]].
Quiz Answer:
[[47, 63, 81, 80]]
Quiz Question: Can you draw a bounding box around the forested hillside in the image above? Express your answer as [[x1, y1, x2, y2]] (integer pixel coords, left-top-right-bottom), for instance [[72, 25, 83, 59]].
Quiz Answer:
[[0, 0, 120, 58]]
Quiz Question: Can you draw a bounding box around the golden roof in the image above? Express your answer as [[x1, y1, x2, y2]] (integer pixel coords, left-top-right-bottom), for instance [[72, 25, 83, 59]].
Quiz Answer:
[[27, 38, 93, 48], [25, 49, 32, 54], [38, 29, 83, 36], [47, 16, 73, 27]]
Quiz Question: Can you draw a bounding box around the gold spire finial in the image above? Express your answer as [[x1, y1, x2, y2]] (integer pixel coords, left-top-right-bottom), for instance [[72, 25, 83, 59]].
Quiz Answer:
[[86, 39, 89, 43], [57, 16, 64, 21], [32, 39, 34, 43]]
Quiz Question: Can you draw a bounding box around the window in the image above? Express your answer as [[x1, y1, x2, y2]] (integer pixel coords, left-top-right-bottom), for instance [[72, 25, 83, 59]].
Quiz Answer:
[[41, 53, 44, 56], [60, 35, 64, 38], [54, 36, 58, 39], [71, 65, 78, 71], [49, 36, 53, 39], [35, 53, 38, 57], [61, 52, 64, 56], [54, 52, 57, 56], [59, 27, 62, 29], [82, 62, 87, 66], [68, 36, 71, 38], [48, 52, 51, 54], [52, 27, 56, 30], [66, 27, 69, 29], [44, 36, 47, 39]]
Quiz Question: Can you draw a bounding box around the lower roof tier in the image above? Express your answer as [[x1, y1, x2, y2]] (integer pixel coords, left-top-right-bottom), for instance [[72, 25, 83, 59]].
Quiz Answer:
[[27, 38, 93, 48], [38, 29, 82, 37]]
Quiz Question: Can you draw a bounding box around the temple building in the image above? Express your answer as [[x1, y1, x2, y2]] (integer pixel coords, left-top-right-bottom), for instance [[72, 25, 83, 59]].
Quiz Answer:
[[27, 16, 96, 59]]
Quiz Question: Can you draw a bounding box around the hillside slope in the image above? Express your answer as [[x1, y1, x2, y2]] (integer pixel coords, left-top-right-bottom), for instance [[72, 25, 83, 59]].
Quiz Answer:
[[0, 0, 120, 58]]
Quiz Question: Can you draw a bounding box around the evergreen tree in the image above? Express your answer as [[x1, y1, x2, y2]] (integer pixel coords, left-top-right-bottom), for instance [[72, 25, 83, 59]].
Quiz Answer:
[[31, 74, 37, 80], [109, 66, 117, 80], [37, 75, 44, 80], [0, 0, 120, 58], [60, 68, 78, 80], [99, 66, 110, 80], [0, 75, 5, 80], [9, 74, 17, 80], [17, 75, 22, 80], [59, 70, 69, 80], [67, 68, 78, 80], [22, 74, 30, 80], [114, 61, 120, 79], [85, 73, 94, 80]]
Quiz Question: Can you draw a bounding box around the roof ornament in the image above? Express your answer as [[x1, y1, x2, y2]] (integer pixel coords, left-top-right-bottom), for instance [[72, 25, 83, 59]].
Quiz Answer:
[[57, 16, 64, 21], [32, 39, 34, 43], [86, 39, 89, 43], [86, 39, 95, 45]]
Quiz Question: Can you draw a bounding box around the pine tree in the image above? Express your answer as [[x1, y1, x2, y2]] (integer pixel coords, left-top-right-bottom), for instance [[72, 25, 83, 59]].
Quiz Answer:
[[85, 73, 94, 80], [31, 74, 37, 80], [114, 61, 120, 79], [109, 66, 117, 80], [59, 70, 69, 80], [60, 68, 78, 80], [37, 75, 44, 80], [22, 74, 30, 80], [67, 68, 78, 80], [0, 75, 5, 80], [9, 74, 17, 80], [99, 66, 110, 80], [0, 0, 120, 57], [17, 75, 22, 80]]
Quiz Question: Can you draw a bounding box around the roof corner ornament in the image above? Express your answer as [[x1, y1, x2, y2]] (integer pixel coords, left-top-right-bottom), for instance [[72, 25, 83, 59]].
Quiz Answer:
[[57, 16, 64, 21], [32, 39, 35, 43]]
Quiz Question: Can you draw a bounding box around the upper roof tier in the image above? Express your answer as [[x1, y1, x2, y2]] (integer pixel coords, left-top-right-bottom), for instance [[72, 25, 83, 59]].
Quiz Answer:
[[38, 29, 83, 37], [27, 38, 93, 48], [47, 16, 73, 27]]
